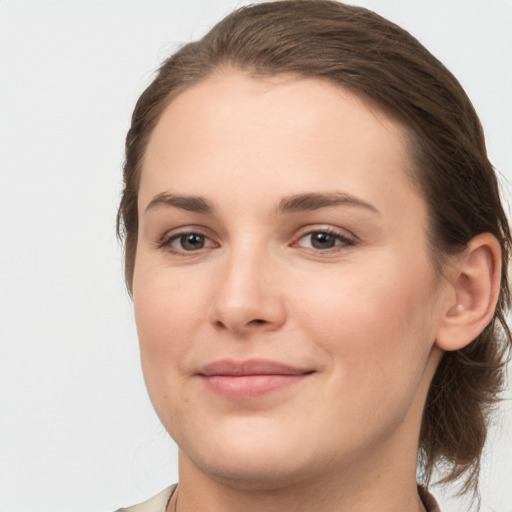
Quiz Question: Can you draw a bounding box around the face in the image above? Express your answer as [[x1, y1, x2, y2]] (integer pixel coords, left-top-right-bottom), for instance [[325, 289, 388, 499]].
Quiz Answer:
[[133, 71, 445, 490]]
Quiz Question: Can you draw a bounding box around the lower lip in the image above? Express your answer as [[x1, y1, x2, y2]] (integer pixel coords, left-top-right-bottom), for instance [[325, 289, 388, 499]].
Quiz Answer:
[[200, 374, 309, 400]]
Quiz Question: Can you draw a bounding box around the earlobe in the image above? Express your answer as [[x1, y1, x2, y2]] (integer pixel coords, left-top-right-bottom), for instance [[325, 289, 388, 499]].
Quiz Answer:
[[436, 233, 502, 351]]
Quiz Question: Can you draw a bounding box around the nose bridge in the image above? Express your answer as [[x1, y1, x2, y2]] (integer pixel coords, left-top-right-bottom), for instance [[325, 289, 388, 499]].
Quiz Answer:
[[209, 238, 286, 334]]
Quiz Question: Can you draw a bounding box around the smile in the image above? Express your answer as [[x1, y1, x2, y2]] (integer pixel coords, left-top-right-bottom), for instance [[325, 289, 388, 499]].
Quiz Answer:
[[198, 359, 314, 400]]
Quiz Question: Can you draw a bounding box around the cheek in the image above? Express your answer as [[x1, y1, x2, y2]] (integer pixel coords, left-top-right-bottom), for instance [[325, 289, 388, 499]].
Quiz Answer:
[[133, 263, 195, 386], [296, 257, 433, 335], [293, 257, 437, 396], [132, 258, 225, 411], [133, 275, 196, 437], [134, 257, 204, 341]]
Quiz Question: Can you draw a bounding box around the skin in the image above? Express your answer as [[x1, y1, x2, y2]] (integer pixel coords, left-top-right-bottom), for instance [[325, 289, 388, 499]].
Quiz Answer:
[[133, 71, 457, 512]]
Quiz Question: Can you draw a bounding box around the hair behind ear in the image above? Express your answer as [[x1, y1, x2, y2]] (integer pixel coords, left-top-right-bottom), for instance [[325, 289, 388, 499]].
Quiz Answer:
[[420, 234, 510, 495]]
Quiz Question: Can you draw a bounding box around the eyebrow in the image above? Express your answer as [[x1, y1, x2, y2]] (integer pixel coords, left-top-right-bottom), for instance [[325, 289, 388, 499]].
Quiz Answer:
[[144, 191, 379, 216], [145, 192, 213, 214], [277, 192, 380, 215]]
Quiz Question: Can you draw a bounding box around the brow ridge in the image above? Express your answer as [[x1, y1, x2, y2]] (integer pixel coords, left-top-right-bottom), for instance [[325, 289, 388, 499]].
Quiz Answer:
[[277, 192, 379, 214], [145, 193, 213, 214], [144, 191, 379, 216]]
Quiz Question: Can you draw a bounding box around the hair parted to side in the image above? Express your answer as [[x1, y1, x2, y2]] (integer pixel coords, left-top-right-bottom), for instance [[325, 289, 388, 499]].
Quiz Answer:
[[117, 0, 511, 501]]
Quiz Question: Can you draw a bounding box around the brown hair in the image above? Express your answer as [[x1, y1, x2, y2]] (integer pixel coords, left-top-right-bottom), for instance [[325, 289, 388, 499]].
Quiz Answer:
[[117, 0, 511, 500]]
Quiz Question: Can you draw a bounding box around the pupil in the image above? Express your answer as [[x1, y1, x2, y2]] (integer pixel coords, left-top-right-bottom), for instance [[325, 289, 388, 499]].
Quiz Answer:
[[312, 232, 335, 249], [182, 234, 204, 250]]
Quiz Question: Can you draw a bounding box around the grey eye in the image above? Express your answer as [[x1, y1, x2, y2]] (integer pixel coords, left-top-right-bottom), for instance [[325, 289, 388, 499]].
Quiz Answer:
[[294, 229, 354, 252], [309, 232, 338, 249], [178, 233, 206, 251]]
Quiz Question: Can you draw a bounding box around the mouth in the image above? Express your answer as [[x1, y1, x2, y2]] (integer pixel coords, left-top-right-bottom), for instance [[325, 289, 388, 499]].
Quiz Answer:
[[197, 359, 315, 400]]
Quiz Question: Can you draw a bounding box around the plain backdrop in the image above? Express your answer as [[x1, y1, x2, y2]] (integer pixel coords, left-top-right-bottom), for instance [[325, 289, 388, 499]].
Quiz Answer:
[[0, 1, 511, 511]]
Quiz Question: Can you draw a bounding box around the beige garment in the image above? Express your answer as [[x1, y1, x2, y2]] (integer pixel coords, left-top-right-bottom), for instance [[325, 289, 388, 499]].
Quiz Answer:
[[115, 483, 440, 511], [114, 485, 176, 512]]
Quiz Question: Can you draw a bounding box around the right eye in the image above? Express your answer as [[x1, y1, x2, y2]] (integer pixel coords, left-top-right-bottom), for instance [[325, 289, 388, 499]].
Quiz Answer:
[[159, 231, 217, 255]]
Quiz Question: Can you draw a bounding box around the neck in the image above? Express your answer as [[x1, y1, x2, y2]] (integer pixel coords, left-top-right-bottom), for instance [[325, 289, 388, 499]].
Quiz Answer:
[[173, 441, 427, 512]]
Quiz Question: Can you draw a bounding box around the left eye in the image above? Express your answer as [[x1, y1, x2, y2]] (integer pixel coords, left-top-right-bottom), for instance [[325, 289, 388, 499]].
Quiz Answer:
[[296, 231, 352, 250]]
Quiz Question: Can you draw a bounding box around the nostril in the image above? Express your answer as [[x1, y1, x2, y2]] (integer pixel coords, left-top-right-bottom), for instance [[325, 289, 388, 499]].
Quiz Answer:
[[214, 320, 226, 329], [212, 318, 267, 332]]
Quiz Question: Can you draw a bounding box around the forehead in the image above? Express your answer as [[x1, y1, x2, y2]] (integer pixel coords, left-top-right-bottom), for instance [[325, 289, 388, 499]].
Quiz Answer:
[[140, 71, 423, 221]]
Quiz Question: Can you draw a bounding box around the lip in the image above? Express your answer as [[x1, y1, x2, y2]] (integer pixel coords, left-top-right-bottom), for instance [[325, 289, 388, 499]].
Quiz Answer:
[[198, 359, 314, 400]]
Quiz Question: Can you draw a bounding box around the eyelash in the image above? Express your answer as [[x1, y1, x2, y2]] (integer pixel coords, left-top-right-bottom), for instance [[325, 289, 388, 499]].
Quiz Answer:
[[156, 227, 355, 256], [293, 228, 355, 252], [157, 230, 216, 255]]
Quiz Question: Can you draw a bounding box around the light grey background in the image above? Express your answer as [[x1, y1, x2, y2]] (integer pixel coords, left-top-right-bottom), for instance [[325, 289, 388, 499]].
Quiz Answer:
[[0, 1, 511, 511]]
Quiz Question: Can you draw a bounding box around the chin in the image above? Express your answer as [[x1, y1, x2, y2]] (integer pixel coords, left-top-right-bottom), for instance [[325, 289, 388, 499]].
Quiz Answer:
[[176, 420, 322, 491], [186, 450, 315, 491]]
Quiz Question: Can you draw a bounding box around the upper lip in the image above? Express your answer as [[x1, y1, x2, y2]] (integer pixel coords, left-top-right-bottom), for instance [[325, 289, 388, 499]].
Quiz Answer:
[[198, 359, 313, 377]]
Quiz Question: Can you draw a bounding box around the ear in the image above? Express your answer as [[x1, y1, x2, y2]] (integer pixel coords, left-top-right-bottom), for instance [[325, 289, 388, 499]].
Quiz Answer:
[[435, 233, 502, 351]]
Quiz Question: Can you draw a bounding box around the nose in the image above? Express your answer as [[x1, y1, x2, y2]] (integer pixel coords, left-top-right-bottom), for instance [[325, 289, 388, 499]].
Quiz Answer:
[[208, 248, 287, 336]]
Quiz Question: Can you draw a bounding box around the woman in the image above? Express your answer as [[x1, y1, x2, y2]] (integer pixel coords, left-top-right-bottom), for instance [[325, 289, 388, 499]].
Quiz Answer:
[[115, 1, 511, 511]]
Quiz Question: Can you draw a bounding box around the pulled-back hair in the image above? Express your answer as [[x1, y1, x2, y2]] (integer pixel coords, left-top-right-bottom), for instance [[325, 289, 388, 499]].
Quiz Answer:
[[117, 0, 511, 499]]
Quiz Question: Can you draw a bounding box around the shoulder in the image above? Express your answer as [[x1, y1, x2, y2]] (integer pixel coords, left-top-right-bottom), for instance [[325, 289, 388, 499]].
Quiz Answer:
[[114, 484, 177, 512], [112, 483, 438, 511]]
